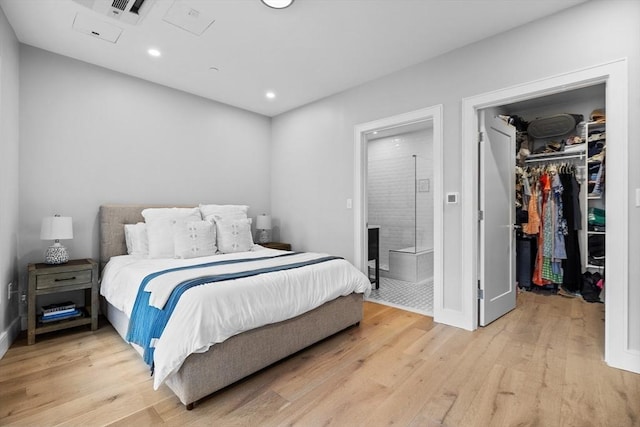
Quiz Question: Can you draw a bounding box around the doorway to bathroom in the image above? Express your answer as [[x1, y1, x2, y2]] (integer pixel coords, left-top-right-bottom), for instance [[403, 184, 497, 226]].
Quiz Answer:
[[354, 105, 443, 319], [366, 120, 434, 316], [365, 121, 434, 315]]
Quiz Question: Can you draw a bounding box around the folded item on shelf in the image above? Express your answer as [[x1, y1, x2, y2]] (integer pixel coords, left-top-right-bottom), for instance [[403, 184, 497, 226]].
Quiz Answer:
[[532, 140, 565, 154], [588, 235, 605, 257], [565, 135, 584, 145], [588, 256, 605, 267], [545, 140, 564, 152], [589, 161, 601, 171], [588, 140, 605, 157], [588, 207, 606, 226], [588, 131, 606, 142], [589, 146, 606, 162], [590, 108, 606, 124]]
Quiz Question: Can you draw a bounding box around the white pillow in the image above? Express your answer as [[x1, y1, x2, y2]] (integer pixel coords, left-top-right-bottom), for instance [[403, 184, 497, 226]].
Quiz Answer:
[[173, 220, 217, 259], [199, 204, 248, 223], [124, 223, 148, 257], [142, 208, 202, 258], [215, 218, 254, 254], [141, 207, 201, 221], [207, 211, 248, 224]]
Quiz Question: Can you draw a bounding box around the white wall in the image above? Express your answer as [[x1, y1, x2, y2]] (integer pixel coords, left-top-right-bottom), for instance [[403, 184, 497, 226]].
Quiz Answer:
[[0, 5, 20, 356], [18, 46, 272, 291], [271, 0, 640, 350]]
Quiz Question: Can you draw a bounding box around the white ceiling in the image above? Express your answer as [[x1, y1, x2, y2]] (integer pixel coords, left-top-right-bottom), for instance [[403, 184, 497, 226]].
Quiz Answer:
[[1, 0, 588, 117]]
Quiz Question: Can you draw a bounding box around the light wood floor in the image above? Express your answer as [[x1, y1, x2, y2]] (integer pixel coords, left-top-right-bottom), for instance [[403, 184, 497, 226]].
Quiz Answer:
[[1, 291, 639, 426]]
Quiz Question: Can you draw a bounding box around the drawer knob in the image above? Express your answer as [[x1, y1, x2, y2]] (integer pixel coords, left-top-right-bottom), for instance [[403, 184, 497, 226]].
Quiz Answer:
[[54, 276, 77, 282]]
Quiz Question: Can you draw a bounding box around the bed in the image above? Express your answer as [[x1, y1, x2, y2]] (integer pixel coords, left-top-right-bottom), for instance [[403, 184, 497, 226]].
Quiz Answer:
[[98, 204, 369, 410]]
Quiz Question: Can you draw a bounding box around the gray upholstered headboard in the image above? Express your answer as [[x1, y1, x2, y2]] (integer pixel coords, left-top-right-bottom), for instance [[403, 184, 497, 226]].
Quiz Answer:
[[99, 204, 194, 272]]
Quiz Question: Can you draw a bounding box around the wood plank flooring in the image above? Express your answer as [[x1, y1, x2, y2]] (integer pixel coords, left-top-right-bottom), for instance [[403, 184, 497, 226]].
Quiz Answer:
[[1, 291, 638, 426]]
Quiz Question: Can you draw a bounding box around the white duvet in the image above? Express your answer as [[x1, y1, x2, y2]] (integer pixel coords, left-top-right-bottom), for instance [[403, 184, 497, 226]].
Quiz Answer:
[[100, 246, 371, 389]]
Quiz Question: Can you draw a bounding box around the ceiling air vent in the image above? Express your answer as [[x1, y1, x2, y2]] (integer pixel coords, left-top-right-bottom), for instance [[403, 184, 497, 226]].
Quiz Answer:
[[73, 0, 155, 25], [111, 0, 129, 12]]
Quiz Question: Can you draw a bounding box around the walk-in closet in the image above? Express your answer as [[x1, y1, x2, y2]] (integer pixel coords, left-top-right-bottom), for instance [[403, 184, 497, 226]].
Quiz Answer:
[[499, 84, 606, 304]]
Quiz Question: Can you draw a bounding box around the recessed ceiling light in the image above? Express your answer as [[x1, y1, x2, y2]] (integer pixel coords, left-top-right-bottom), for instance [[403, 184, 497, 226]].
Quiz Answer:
[[261, 0, 294, 9], [148, 48, 161, 57], [265, 91, 276, 99]]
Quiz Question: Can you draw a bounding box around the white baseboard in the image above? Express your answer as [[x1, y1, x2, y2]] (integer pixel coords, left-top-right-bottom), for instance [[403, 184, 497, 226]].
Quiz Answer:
[[0, 316, 22, 359]]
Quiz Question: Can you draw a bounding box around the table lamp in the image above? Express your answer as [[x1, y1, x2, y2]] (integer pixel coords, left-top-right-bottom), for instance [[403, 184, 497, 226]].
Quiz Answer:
[[40, 215, 73, 264], [256, 214, 272, 244]]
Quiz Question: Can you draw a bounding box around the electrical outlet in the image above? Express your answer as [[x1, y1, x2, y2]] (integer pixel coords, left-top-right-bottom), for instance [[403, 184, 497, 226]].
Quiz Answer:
[[7, 282, 12, 300]]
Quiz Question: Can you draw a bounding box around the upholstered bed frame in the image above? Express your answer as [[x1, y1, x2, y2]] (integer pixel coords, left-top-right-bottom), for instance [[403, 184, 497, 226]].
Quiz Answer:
[[98, 204, 364, 410]]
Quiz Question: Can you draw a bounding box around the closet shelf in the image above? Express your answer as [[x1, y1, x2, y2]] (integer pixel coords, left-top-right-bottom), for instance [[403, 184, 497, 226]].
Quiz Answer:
[[587, 231, 606, 235], [524, 151, 586, 163]]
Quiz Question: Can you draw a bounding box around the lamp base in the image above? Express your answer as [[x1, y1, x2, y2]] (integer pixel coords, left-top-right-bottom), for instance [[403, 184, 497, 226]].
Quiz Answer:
[[258, 229, 270, 244], [45, 243, 69, 264]]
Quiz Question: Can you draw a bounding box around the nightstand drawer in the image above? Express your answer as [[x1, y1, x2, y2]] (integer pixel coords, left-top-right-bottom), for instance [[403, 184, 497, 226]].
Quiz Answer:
[[36, 269, 93, 290]]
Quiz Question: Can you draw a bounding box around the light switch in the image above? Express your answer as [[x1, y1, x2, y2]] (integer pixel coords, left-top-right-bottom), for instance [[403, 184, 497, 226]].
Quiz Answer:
[[346, 198, 353, 209], [636, 188, 640, 207]]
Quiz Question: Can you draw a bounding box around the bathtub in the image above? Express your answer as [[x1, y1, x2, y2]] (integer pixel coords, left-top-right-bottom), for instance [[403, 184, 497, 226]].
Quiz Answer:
[[387, 247, 433, 283]]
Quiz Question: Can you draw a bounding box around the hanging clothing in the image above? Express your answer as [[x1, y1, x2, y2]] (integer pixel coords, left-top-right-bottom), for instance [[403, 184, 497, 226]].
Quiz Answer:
[[560, 171, 583, 292], [541, 172, 563, 283], [533, 173, 551, 286], [523, 184, 540, 235], [552, 172, 567, 260], [522, 163, 582, 288]]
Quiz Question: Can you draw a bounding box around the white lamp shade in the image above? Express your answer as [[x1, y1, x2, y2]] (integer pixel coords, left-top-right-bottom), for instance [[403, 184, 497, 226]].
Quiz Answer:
[[256, 214, 272, 230], [40, 216, 73, 240]]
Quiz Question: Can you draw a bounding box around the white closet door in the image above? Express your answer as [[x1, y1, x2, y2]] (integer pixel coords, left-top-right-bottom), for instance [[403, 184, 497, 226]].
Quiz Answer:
[[479, 110, 517, 326]]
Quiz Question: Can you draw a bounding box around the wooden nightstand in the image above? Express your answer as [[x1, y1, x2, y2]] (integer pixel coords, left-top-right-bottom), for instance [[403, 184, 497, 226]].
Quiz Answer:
[[259, 242, 292, 251], [27, 258, 98, 345]]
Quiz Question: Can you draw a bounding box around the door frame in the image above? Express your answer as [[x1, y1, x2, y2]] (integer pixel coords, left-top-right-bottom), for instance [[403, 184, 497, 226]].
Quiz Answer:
[[354, 105, 443, 319], [461, 58, 637, 372]]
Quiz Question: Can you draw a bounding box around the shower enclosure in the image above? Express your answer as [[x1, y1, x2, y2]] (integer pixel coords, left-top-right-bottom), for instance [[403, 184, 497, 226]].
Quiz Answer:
[[388, 154, 433, 283], [367, 124, 434, 284]]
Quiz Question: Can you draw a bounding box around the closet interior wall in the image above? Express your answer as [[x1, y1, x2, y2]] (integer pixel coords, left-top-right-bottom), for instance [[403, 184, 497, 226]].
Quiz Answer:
[[501, 84, 606, 298]]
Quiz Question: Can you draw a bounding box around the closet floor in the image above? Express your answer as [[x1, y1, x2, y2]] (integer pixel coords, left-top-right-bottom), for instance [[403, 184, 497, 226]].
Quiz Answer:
[[366, 277, 433, 316], [520, 283, 606, 304]]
